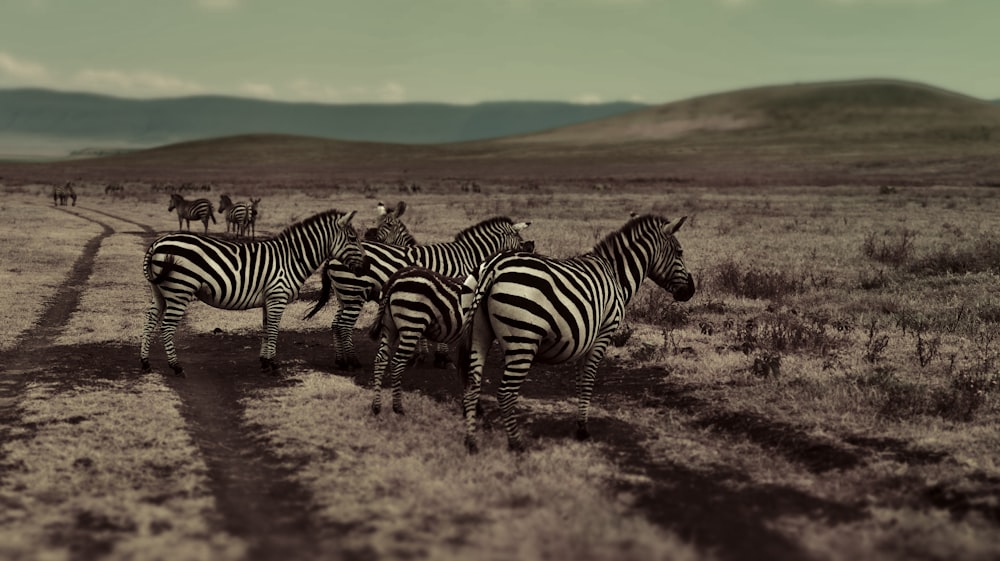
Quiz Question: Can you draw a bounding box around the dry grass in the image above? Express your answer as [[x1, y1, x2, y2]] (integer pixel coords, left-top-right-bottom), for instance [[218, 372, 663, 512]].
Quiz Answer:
[[1, 183, 999, 560]]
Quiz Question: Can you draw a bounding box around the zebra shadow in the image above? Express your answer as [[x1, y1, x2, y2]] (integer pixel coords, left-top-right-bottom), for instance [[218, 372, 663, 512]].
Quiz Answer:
[[524, 411, 865, 561]]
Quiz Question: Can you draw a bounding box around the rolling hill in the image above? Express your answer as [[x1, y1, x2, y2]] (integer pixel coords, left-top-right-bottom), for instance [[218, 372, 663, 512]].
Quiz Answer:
[[2, 79, 999, 187], [0, 88, 645, 158]]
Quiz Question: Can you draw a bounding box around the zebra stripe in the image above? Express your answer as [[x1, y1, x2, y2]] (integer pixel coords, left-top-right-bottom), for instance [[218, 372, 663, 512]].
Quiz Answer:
[[305, 216, 531, 370], [218, 194, 255, 238], [139, 209, 367, 377], [459, 215, 695, 453], [52, 182, 77, 206], [366, 267, 477, 415], [168, 193, 216, 233], [372, 201, 416, 246]]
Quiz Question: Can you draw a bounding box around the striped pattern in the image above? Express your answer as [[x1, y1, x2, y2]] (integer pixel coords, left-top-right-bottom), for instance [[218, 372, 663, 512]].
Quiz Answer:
[[459, 215, 695, 453], [140, 209, 366, 377], [218, 194, 255, 238], [168, 193, 216, 233], [373, 201, 416, 246], [366, 267, 477, 415], [52, 183, 77, 206], [305, 216, 531, 370]]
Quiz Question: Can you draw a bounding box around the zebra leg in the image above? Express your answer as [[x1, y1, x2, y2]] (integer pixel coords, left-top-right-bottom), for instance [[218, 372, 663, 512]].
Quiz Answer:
[[575, 337, 612, 441], [158, 294, 194, 378], [260, 295, 289, 375], [497, 368, 531, 453], [462, 321, 494, 454], [370, 327, 394, 415], [332, 301, 363, 370], [389, 330, 422, 415], [139, 289, 166, 373]]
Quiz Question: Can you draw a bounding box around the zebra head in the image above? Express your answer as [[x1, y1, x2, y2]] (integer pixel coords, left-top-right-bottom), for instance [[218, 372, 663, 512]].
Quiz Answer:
[[648, 216, 695, 302], [328, 211, 369, 276], [372, 201, 414, 246], [218, 194, 234, 213], [167, 193, 183, 212]]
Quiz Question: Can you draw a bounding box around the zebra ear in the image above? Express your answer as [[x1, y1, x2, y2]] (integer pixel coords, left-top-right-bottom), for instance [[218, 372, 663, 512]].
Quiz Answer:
[[669, 216, 688, 235], [338, 210, 358, 228], [513, 221, 531, 231], [395, 201, 407, 218], [376, 202, 387, 216]]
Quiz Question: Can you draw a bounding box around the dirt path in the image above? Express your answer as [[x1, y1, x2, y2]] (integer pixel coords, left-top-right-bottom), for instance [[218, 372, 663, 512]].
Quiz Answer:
[[0, 204, 329, 561]]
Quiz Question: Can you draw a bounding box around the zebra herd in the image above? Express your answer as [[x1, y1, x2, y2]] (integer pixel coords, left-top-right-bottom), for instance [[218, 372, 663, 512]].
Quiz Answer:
[[139, 198, 695, 452], [165, 193, 261, 239]]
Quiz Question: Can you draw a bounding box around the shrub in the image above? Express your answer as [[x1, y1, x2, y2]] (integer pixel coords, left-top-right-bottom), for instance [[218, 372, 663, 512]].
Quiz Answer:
[[908, 239, 1000, 276], [862, 228, 916, 266], [712, 258, 806, 301]]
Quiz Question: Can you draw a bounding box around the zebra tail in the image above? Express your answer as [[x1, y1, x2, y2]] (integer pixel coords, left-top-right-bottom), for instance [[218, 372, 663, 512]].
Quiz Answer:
[[143, 251, 177, 285], [366, 299, 388, 342], [210, 206, 217, 223], [302, 267, 333, 320]]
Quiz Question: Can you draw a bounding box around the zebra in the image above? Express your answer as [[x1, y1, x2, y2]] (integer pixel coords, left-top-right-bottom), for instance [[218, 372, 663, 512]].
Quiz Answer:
[[52, 182, 77, 206], [371, 201, 416, 246], [366, 239, 538, 416], [168, 193, 216, 233], [218, 194, 255, 238], [246, 197, 261, 240], [139, 208, 367, 377], [459, 214, 695, 453], [304, 216, 531, 370]]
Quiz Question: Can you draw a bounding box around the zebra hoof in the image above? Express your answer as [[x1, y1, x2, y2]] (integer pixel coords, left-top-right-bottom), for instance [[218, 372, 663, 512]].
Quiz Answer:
[[465, 437, 480, 455], [371, 402, 382, 416], [508, 439, 527, 454], [392, 404, 405, 415], [575, 423, 591, 441], [171, 365, 186, 378], [140, 359, 151, 374]]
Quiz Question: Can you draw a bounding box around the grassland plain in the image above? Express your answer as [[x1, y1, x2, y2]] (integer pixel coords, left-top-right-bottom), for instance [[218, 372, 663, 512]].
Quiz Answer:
[[0, 183, 998, 561]]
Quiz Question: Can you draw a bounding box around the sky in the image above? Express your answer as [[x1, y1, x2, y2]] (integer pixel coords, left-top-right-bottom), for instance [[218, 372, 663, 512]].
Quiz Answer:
[[0, 0, 997, 105]]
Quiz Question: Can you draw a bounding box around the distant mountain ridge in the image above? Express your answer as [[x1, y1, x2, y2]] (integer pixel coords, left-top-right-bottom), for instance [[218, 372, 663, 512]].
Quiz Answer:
[[0, 88, 646, 157]]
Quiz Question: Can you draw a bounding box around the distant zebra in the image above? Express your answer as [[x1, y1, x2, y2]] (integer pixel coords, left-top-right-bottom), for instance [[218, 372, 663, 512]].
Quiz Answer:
[[218, 194, 255, 238], [52, 182, 77, 206], [304, 216, 531, 370], [367, 240, 537, 416], [459, 215, 695, 453], [168, 193, 216, 233], [140, 209, 367, 377], [246, 197, 261, 239]]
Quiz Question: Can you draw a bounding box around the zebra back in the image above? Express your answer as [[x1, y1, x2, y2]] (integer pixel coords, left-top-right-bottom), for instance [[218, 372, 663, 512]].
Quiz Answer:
[[404, 216, 530, 277], [169, 194, 215, 223]]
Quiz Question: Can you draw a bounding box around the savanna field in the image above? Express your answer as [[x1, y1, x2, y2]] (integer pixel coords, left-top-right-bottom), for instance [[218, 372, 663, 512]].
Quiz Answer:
[[1, 181, 998, 561]]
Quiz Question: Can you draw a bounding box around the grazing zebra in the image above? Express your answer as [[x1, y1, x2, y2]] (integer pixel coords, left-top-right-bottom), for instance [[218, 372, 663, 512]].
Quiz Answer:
[[168, 193, 216, 233], [459, 214, 695, 453], [366, 239, 538, 416], [140, 209, 367, 377], [52, 182, 77, 206], [218, 194, 255, 238], [304, 216, 531, 370]]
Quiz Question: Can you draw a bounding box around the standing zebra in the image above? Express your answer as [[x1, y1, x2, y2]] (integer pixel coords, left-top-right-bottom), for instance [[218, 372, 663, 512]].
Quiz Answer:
[[370, 201, 416, 246], [52, 182, 77, 206], [304, 216, 531, 370], [168, 193, 216, 233], [459, 214, 695, 453], [246, 197, 261, 240], [367, 240, 537, 416], [218, 194, 255, 238], [140, 209, 367, 377]]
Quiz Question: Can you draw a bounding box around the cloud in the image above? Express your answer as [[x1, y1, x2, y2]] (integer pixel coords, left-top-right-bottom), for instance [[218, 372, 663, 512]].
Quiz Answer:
[[192, 0, 241, 11], [376, 82, 406, 103], [240, 82, 277, 99], [0, 51, 50, 82], [574, 93, 604, 104], [73, 68, 205, 96]]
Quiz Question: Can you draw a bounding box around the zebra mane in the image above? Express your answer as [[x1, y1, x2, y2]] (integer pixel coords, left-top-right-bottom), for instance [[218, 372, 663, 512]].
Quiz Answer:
[[275, 209, 351, 239], [591, 214, 669, 256], [454, 216, 515, 241]]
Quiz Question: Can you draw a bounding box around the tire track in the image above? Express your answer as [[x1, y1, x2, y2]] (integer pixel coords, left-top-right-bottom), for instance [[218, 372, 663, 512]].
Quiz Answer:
[[2, 205, 328, 561]]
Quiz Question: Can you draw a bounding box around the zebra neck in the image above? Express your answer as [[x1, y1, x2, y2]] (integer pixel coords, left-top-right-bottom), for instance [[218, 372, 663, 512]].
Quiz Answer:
[[273, 230, 326, 280], [591, 241, 649, 306]]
